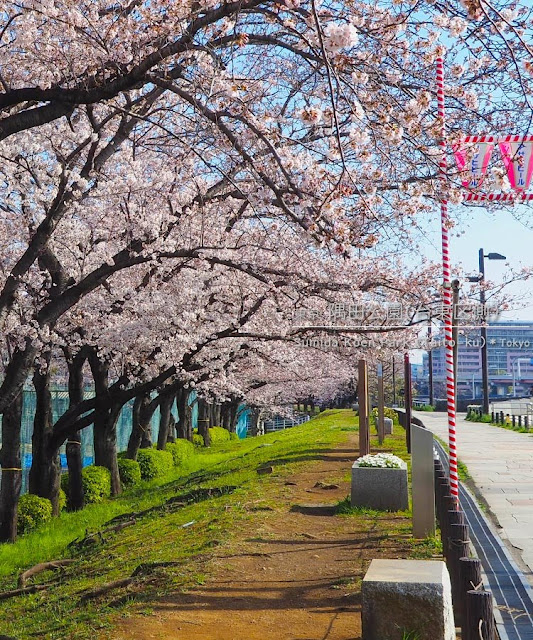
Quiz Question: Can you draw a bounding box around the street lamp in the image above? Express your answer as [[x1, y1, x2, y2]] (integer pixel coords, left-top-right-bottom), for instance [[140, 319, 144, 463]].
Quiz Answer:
[[470, 248, 506, 415]]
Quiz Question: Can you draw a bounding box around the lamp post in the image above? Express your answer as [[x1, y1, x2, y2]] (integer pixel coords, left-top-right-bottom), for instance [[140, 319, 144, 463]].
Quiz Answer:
[[477, 248, 506, 415]]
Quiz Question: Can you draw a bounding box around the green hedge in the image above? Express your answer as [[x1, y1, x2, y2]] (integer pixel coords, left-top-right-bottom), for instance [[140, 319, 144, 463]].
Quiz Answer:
[[192, 432, 205, 447], [209, 426, 231, 443], [136, 448, 174, 480], [82, 466, 112, 503], [165, 439, 194, 466], [18, 494, 53, 534], [118, 458, 142, 488], [61, 465, 112, 505], [371, 407, 398, 423]]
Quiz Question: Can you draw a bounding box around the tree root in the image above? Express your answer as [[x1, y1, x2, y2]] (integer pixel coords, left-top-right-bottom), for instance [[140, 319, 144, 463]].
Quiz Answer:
[[67, 519, 136, 552], [80, 578, 134, 602], [80, 561, 183, 602], [0, 583, 51, 601], [104, 486, 237, 527], [18, 559, 77, 588]]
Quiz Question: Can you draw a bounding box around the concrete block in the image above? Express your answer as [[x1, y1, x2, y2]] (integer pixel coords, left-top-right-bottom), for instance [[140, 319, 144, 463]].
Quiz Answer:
[[384, 417, 393, 434], [362, 559, 455, 640], [351, 461, 408, 511]]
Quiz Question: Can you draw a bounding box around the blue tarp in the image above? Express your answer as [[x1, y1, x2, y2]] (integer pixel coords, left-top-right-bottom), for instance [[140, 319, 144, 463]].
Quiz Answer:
[[1, 389, 249, 493]]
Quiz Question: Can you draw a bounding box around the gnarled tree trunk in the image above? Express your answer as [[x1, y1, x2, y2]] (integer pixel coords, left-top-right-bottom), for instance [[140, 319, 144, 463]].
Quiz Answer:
[[249, 407, 261, 437], [89, 351, 121, 496], [28, 355, 61, 515], [157, 387, 175, 450], [176, 386, 192, 441], [228, 397, 240, 434], [127, 392, 157, 458], [197, 397, 211, 447], [65, 350, 86, 510], [0, 391, 23, 542]]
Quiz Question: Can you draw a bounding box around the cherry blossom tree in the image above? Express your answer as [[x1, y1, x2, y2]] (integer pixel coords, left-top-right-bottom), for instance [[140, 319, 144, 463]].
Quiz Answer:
[[1, 0, 533, 541]]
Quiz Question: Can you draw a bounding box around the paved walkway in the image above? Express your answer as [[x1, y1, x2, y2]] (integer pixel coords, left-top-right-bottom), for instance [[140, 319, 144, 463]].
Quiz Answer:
[[414, 411, 533, 576]]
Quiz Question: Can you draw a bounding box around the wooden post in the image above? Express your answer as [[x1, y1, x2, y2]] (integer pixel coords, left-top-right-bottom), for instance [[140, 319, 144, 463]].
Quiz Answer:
[[448, 523, 470, 626], [465, 590, 496, 640], [377, 363, 385, 445], [460, 557, 483, 640], [358, 359, 370, 456], [439, 496, 456, 558], [404, 353, 412, 453]]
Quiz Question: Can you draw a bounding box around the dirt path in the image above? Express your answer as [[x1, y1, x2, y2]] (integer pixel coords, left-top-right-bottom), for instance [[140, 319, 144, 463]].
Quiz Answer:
[[112, 434, 412, 640]]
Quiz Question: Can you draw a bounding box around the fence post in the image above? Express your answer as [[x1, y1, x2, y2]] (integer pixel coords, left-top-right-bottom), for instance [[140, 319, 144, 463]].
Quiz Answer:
[[358, 359, 370, 456], [448, 523, 470, 626], [439, 496, 457, 559], [465, 590, 496, 640], [460, 557, 483, 640]]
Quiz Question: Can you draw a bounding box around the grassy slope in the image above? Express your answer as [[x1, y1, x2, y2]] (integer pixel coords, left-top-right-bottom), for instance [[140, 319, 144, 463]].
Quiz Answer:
[[0, 410, 433, 639]]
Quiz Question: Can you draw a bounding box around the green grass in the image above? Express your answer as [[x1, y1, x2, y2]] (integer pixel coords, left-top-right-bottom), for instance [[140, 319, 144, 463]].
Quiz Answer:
[[0, 409, 357, 639], [489, 419, 531, 434], [0, 410, 431, 639]]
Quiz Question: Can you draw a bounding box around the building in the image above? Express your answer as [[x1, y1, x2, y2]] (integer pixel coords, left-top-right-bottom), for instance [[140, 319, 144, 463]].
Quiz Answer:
[[422, 322, 533, 399]]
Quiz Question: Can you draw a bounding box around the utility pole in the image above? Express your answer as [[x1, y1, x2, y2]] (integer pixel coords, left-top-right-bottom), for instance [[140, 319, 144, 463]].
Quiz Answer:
[[475, 249, 506, 415]]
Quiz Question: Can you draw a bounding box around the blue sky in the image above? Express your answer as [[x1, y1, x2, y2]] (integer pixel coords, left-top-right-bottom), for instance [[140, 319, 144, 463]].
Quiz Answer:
[[418, 204, 533, 321]]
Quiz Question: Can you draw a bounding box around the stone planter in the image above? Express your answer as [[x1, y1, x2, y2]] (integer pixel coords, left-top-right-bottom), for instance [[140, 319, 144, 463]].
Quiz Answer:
[[351, 461, 408, 511]]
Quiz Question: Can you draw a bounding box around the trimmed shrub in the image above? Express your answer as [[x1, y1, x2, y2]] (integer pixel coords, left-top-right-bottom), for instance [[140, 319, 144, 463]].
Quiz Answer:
[[136, 448, 174, 480], [82, 466, 112, 504], [18, 494, 53, 534], [60, 471, 69, 494], [58, 488, 67, 511], [118, 458, 142, 488], [209, 426, 231, 443], [229, 432, 239, 441], [192, 432, 205, 447], [166, 439, 194, 466], [371, 407, 399, 424]]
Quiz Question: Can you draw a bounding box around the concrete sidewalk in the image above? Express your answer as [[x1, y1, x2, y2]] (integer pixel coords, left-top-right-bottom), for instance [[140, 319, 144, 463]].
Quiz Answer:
[[414, 411, 533, 578]]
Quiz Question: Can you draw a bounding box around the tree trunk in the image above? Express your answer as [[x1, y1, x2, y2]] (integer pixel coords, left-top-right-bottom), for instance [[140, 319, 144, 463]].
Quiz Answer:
[[249, 408, 260, 437], [127, 392, 156, 458], [0, 391, 23, 542], [28, 357, 61, 515], [65, 351, 86, 511], [228, 399, 239, 434], [197, 398, 211, 447], [176, 387, 192, 441], [209, 402, 216, 428], [89, 352, 121, 496], [167, 413, 176, 443], [157, 389, 174, 450], [214, 403, 222, 428], [93, 400, 122, 496], [220, 403, 230, 430]]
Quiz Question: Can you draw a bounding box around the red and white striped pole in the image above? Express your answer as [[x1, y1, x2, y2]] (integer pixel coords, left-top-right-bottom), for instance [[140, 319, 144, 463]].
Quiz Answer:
[[437, 56, 459, 501]]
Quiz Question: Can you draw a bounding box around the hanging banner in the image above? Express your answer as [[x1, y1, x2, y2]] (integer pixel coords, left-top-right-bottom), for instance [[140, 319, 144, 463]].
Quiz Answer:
[[452, 142, 494, 190], [498, 140, 533, 192]]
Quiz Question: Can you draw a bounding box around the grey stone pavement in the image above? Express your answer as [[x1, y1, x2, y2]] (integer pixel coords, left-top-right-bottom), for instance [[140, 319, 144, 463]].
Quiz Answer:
[[414, 411, 533, 579]]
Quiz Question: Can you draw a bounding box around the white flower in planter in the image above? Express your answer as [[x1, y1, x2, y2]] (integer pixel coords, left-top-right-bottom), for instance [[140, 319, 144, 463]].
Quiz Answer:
[[356, 453, 404, 469]]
